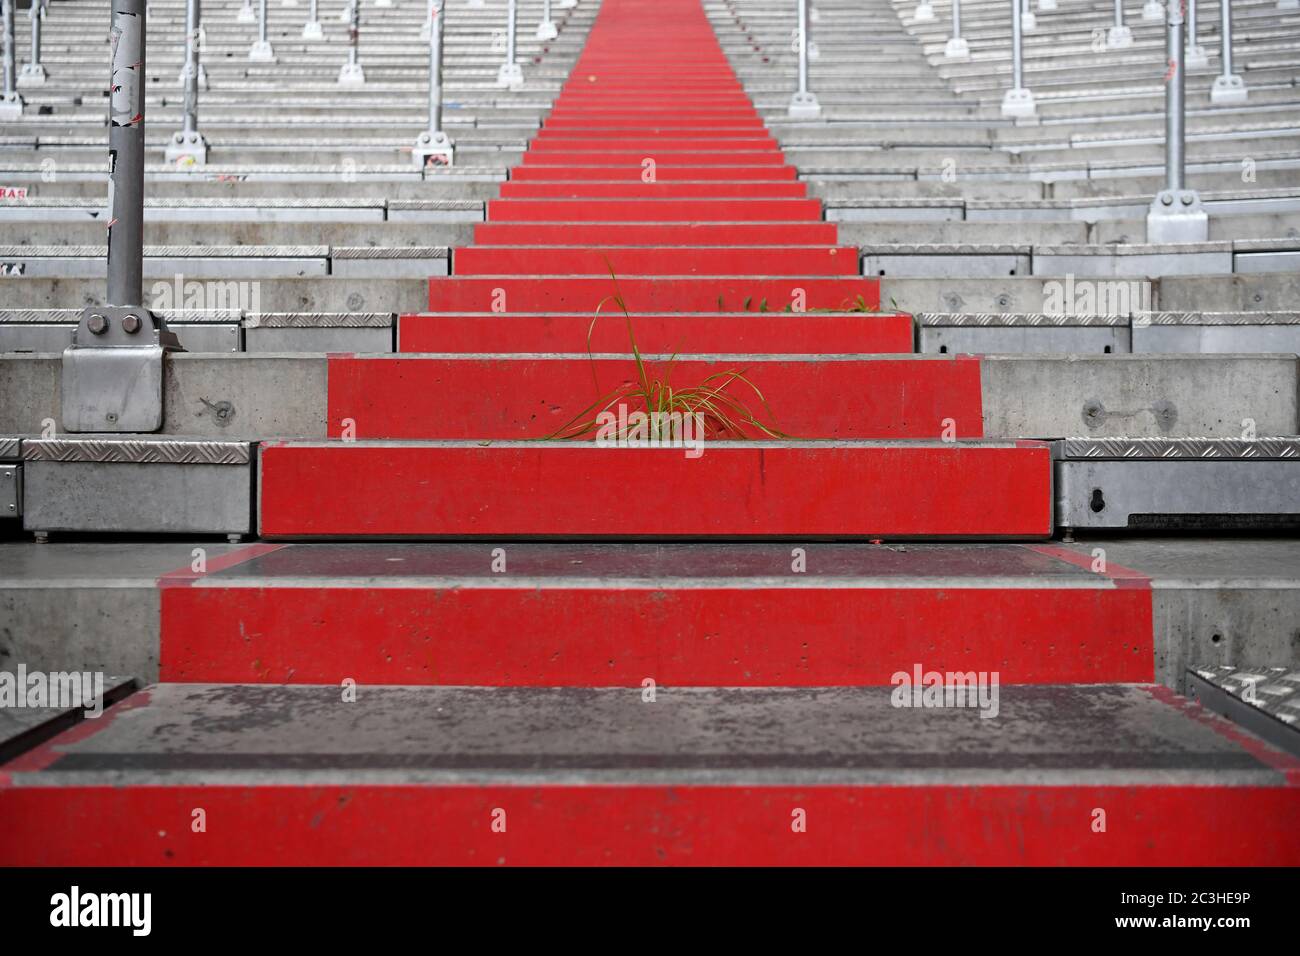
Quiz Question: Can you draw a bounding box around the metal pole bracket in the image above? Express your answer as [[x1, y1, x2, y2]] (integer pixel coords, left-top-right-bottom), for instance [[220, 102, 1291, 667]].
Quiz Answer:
[[62, 307, 182, 433]]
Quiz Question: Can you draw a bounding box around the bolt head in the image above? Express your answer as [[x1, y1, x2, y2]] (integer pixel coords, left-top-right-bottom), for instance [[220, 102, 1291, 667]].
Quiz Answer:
[[87, 313, 108, 334], [1161, 193, 1174, 206], [122, 313, 142, 334]]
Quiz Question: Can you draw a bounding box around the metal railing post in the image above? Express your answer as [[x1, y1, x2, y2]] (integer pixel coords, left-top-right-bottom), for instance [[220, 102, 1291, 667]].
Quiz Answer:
[[18, 0, 45, 87], [1185, 0, 1208, 67], [64, 0, 182, 434], [338, 0, 365, 83], [414, 0, 453, 167], [788, 0, 820, 117], [1143, 0, 1165, 21], [0, 0, 22, 117], [1210, 0, 1246, 102], [945, 0, 969, 58], [167, 0, 208, 166], [537, 0, 556, 40], [1147, 0, 1206, 241], [303, 0, 322, 38], [1002, 0, 1036, 117], [250, 0, 275, 59], [1107, 0, 1133, 47], [1022, 0, 1036, 30], [496, 0, 522, 88]]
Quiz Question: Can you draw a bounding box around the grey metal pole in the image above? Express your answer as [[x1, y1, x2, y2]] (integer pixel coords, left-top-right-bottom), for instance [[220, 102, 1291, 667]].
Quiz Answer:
[[107, 0, 146, 307], [1107, 0, 1132, 47], [1186, 0, 1207, 67], [2, 0, 18, 96], [537, 0, 556, 40], [303, 0, 321, 38], [250, 0, 274, 59], [1211, 0, 1246, 102], [19, 0, 45, 86], [1002, 0, 1035, 116], [1147, 0, 1205, 242], [496, 0, 522, 88], [167, 0, 208, 165], [339, 0, 364, 83], [788, 0, 819, 116], [945, 0, 969, 58], [414, 0, 453, 166]]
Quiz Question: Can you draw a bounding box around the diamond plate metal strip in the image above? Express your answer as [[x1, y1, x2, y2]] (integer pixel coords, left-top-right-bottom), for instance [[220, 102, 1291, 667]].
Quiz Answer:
[[0, 437, 20, 459], [1143, 311, 1300, 325], [0, 308, 243, 323], [386, 199, 487, 211], [1061, 438, 1300, 460], [915, 312, 1128, 328], [329, 247, 449, 259], [1033, 241, 1232, 255], [244, 312, 395, 329], [0, 246, 329, 257], [1191, 665, 1300, 725], [857, 242, 1030, 255], [22, 439, 252, 465]]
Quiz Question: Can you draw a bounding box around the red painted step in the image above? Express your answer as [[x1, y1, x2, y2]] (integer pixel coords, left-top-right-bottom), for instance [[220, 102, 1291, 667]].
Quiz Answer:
[[257, 441, 1053, 539], [521, 151, 787, 166], [324, 355, 983, 440], [509, 165, 799, 181], [453, 246, 857, 276], [397, 311, 914, 354], [427, 277, 879, 312], [156, 544, 1153, 686], [473, 222, 838, 245], [487, 198, 823, 222], [497, 182, 808, 199]]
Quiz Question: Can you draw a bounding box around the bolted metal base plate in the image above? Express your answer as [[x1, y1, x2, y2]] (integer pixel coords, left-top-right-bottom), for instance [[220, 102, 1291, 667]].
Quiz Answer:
[[912, 2, 934, 20], [1106, 25, 1133, 49], [1147, 189, 1209, 243], [1142, 0, 1164, 19], [1210, 73, 1248, 104], [1001, 87, 1037, 119], [413, 130, 455, 169], [1185, 44, 1209, 69], [536, 19, 558, 40], [17, 63, 47, 88], [338, 61, 366, 87], [0, 91, 23, 120], [165, 130, 210, 169], [302, 19, 323, 39], [61, 307, 182, 434], [496, 61, 524, 90], [788, 91, 821, 120], [249, 40, 276, 63], [943, 37, 969, 60]]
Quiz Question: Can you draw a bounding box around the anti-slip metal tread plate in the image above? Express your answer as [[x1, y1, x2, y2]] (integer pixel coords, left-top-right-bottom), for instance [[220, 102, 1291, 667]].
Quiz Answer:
[[0, 245, 331, 257], [1059, 438, 1300, 460], [856, 242, 1031, 254], [0, 308, 243, 323], [387, 199, 490, 210], [1190, 666, 1300, 727], [915, 312, 1129, 327], [330, 246, 449, 259], [244, 312, 395, 328], [1141, 311, 1300, 325], [1032, 241, 1234, 255], [22, 438, 252, 466], [0, 437, 21, 459]]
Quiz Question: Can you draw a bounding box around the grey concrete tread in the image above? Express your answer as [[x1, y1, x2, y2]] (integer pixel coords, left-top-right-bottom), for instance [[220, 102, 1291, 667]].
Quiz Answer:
[[4, 682, 1289, 787], [2, 539, 1298, 590]]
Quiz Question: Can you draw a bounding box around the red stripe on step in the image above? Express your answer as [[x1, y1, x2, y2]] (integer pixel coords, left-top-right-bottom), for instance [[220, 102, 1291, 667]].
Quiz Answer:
[[427, 277, 880, 312], [161, 584, 1151, 686], [472, 222, 838, 245], [4, 785, 1295, 865], [396, 311, 912, 354], [325, 356, 983, 440], [453, 246, 856, 277], [497, 182, 808, 199], [257, 443, 1052, 539], [487, 199, 823, 222]]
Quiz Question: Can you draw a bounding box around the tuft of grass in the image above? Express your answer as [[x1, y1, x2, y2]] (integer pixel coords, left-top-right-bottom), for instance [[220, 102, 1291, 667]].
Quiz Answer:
[[545, 266, 790, 442]]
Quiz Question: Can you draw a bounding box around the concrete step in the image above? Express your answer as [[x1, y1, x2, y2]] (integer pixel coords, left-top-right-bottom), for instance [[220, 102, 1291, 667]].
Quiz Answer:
[[324, 354, 982, 439], [255, 439, 1053, 539], [426, 276, 880, 311], [452, 245, 859, 275], [397, 310, 913, 352], [4, 682, 1296, 864]]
